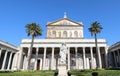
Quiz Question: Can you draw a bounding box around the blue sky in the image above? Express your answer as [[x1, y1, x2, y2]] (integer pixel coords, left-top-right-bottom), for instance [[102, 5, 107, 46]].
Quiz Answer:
[[0, 0, 120, 46]]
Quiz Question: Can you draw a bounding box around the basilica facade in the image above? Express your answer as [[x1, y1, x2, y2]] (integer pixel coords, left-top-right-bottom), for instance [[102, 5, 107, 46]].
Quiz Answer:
[[0, 15, 108, 71], [18, 15, 108, 70]]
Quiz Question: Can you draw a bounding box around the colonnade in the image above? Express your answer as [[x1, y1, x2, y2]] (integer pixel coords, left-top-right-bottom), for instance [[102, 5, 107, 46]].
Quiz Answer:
[[0, 48, 16, 70], [20, 46, 108, 70], [110, 49, 120, 67]]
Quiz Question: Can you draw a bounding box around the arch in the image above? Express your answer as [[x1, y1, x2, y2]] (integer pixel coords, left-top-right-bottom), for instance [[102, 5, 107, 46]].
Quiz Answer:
[[52, 31, 56, 37], [74, 31, 78, 38], [70, 31, 72, 37], [58, 31, 61, 38], [63, 31, 67, 38]]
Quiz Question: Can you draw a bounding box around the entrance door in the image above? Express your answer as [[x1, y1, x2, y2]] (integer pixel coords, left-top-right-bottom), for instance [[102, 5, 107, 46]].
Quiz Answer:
[[37, 60, 40, 70]]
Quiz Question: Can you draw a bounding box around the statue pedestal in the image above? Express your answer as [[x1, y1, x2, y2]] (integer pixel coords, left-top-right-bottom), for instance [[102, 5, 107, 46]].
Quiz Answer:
[[58, 64, 67, 76]]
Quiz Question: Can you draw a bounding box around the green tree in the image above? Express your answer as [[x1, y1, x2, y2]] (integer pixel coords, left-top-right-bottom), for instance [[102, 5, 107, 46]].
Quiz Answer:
[[25, 23, 42, 70], [88, 21, 103, 69]]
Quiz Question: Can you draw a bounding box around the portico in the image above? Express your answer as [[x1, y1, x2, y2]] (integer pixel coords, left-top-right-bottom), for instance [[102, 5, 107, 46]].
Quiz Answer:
[[0, 40, 19, 70], [108, 42, 120, 68], [19, 39, 108, 70]]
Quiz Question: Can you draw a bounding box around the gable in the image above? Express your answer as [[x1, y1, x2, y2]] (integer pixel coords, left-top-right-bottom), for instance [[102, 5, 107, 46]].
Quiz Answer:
[[47, 18, 83, 26]]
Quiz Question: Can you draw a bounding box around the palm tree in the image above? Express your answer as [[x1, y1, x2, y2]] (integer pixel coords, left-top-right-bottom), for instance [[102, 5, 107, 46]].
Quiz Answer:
[[25, 23, 42, 70], [88, 21, 103, 69]]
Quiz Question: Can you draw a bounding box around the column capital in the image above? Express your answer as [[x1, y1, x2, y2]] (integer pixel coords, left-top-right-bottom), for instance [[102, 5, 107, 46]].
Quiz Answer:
[[0, 49, 2, 58], [44, 47, 47, 49], [5, 50, 8, 53], [52, 47, 55, 49], [83, 47, 86, 49], [75, 47, 78, 52], [90, 47, 93, 52], [0, 48, 3, 50], [98, 46, 100, 49], [90, 47, 93, 51], [67, 47, 70, 48], [36, 47, 39, 52], [83, 47, 85, 53], [10, 51, 14, 53], [90, 47, 93, 49], [20, 47, 24, 50], [7, 50, 11, 52], [105, 47, 108, 53], [75, 47, 78, 49], [0, 47, 5, 50], [36, 47, 39, 49]]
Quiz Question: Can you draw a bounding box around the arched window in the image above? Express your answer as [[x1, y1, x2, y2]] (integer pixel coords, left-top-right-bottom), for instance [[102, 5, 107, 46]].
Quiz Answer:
[[58, 32, 61, 38], [70, 31, 72, 37], [63, 31, 67, 38], [52, 31, 56, 37], [74, 31, 78, 38], [47, 30, 51, 37]]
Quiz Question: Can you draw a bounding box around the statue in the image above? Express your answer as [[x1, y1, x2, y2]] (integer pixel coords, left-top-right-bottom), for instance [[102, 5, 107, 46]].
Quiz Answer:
[[58, 42, 68, 76], [59, 42, 67, 64]]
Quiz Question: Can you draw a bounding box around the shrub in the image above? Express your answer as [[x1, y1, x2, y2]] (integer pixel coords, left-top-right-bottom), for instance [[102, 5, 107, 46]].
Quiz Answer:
[[92, 72, 98, 76]]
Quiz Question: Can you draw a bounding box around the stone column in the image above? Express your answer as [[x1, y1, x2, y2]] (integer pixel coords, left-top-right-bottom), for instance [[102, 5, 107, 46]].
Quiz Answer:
[[67, 47, 70, 70], [51, 47, 54, 70], [22, 55, 25, 70], [113, 51, 117, 67], [34, 47, 39, 70], [1, 50, 8, 70], [25, 47, 31, 70], [75, 47, 78, 69], [83, 47, 86, 69], [117, 49, 120, 66], [18, 47, 23, 70], [98, 47, 102, 69], [40, 59, 43, 70], [12, 53, 17, 70], [90, 47, 94, 69], [43, 47, 46, 70], [0, 48, 2, 58], [105, 47, 108, 68], [7, 52, 13, 70]]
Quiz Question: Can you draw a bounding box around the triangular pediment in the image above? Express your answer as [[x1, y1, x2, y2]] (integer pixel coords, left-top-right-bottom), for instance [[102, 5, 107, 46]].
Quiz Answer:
[[47, 18, 83, 26]]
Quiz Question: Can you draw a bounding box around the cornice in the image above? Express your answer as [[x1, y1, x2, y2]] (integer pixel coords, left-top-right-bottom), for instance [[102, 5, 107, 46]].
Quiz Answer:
[[21, 39, 107, 45], [46, 18, 83, 26], [21, 41, 106, 45], [0, 40, 19, 51]]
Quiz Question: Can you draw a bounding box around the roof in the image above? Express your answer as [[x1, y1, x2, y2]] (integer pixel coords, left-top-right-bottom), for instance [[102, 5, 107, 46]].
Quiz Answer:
[[0, 40, 19, 51], [46, 15, 83, 27], [109, 41, 120, 50]]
